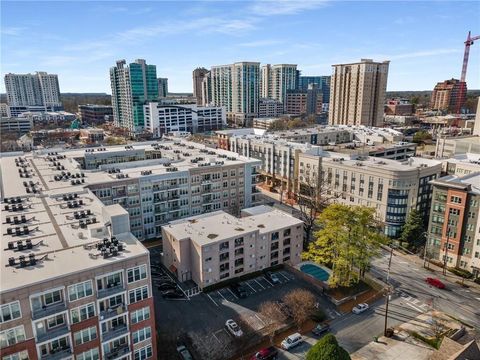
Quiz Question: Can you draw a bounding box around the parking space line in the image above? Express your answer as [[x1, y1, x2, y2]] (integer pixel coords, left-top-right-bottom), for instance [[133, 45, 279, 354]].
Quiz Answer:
[[254, 279, 265, 289], [217, 290, 228, 302], [207, 293, 219, 307], [244, 281, 257, 293], [405, 302, 425, 313], [226, 288, 238, 300], [263, 276, 273, 286], [277, 271, 290, 281], [254, 314, 265, 326]]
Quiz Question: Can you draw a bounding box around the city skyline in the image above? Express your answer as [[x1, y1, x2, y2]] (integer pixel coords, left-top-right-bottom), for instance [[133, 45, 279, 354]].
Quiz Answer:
[[1, 1, 480, 94]]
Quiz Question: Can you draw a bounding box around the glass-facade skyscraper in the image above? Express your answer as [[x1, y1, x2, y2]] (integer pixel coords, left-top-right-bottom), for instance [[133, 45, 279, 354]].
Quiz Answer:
[[110, 59, 158, 133], [298, 75, 331, 104]]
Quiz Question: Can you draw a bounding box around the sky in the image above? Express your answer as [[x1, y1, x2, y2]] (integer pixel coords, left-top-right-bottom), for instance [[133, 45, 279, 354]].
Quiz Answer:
[[1, 0, 479, 94]]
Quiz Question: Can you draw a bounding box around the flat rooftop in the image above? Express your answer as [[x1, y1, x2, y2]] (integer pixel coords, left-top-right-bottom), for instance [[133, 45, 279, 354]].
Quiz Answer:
[[431, 172, 480, 195], [164, 207, 302, 246]]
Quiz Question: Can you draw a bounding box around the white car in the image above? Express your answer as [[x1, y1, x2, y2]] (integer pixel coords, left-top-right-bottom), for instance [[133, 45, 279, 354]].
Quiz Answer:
[[225, 319, 243, 337], [352, 303, 369, 314], [281, 332, 303, 350]]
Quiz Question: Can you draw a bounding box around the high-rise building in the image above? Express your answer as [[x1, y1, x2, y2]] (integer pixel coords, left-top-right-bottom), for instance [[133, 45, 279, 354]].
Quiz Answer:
[[109, 59, 158, 133], [430, 78, 466, 113], [329, 59, 389, 127], [285, 85, 322, 116], [211, 65, 233, 113], [4, 72, 62, 111], [201, 72, 211, 106], [232, 62, 260, 126], [192, 67, 208, 105], [157, 78, 168, 98], [261, 64, 297, 105], [258, 98, 284, 118], [298, 75, 331, 104]]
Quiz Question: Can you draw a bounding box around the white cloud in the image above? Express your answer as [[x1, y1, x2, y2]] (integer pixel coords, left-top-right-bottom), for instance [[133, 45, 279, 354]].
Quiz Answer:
[[1, 26, 27, 36], [237, 39, 282, 47], [250, 0, 328, 16]]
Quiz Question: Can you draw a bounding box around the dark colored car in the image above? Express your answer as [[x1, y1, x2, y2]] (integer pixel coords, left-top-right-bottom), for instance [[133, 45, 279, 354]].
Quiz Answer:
[[265, 271, 280, 285], [250, 346, 278, 360], [230, 283, 248, 298], [426, 277, 445, 289], [162, 290, 185, 299], [157, 283, 177, 291], [312, 323, 330, 336]]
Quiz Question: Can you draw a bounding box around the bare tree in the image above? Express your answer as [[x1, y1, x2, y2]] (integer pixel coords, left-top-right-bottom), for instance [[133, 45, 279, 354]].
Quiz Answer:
[[282, 289, 317, 330], [297, 167, 334, 249], [259, 301, 287, 344]]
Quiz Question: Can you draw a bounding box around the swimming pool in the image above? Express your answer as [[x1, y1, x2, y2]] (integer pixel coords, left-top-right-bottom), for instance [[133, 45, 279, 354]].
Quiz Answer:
[[300, 263, 330, 282]]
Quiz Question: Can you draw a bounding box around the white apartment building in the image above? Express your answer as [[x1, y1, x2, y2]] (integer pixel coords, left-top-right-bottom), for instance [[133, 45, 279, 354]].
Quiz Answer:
[[258, 98, 284, 118], [144, 103, 226, 137], [0, 117, 33, 134], [4, 72, 62, 111], [162, 206, 303, 287], [211, 65, 233, 113], [0, 153, 157, 360], [329, 59, 389, 127], [261, 64, 297, 106]]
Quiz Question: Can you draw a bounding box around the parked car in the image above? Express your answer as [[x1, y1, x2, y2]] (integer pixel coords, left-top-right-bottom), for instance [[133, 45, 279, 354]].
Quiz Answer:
[[157, 283, 177, 291], [162, 290, 185, 299], [176, 345, 193, 360], [312, 323, 330, 336], [426, 277, 445, 289], [230, 283, 248, 298], [225, 319, 243, 337], [250, 346, 278, 360], [352, 303, 369, 314], [281, 333, 303, 350], [265, 271, 280, 285]]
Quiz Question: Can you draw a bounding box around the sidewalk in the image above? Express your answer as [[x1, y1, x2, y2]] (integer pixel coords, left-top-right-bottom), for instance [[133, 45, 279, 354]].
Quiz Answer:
[[386, 245, 480, 292]]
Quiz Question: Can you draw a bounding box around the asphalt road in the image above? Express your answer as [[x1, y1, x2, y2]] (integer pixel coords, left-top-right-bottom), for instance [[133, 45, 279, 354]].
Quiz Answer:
[[370, 248, 480, 328]]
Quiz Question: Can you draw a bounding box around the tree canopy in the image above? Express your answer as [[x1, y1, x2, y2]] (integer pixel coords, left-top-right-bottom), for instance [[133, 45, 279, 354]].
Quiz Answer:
[[412, 130, 432, 144], [304, 204, 387, 287], [399, 209, 425, 250], [306, 334, 351, 360]]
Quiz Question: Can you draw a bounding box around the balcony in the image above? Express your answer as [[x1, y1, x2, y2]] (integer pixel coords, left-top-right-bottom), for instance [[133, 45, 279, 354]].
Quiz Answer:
[[99, 304, 126, 321], [37, 325, 70, 344], [104, 345, 130, 360], [32, 302, 67, 320], [102, 324, 129, 342], [41, 347, 72, 360], [97, 284, 125, 299]]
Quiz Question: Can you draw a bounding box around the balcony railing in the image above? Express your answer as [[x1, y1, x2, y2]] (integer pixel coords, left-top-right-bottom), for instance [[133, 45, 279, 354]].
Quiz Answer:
[[32, 302, 67, 320], [41, 347, 72, 360], [37, 325, 70, 344], [99, 304, 126, 321], [104, 345, 130, 360], [102, 324, 129, 342], [97, 283, 125, 299]]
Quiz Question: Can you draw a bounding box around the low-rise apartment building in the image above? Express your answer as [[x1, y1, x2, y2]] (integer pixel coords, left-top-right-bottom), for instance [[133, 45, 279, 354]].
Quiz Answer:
[[427, 173, 480, 277], [161, 206, 303, 287], [0, 154, 157, 360], [297, 151, 442, 237], [79, 104, 114, 125]]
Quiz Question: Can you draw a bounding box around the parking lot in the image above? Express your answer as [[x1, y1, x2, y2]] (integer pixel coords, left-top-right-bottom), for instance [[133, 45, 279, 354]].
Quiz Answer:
[[151, 258, 338, 360]]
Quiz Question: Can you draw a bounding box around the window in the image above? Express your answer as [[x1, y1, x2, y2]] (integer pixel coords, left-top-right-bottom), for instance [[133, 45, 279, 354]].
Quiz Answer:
[[0, 301, 21, 324], [131, 307, 150, 324], [47, 314, 65, 329], [76, 348, 99, 360], [271, 232, 279, 241], [0, 326, 26, 349], [450, 196, 462, 204], [74, 326, 97, 346], [134, 345, 153, 360], [234, 237, 244, 247], [219, 242, 229, 251], [2, 350, 29, 360], [71, 303, 95, 324], [127, 265, 148, 283], [133, 327, 151, 344], [44, 290, 62, 305], [283, 229, 291, 237], [68, 281, 93, 302], [129, 285, 149, 304]]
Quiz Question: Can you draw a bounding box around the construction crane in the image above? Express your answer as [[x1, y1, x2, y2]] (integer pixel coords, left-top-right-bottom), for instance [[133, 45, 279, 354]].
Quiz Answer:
[[454, 31, 480, 124]]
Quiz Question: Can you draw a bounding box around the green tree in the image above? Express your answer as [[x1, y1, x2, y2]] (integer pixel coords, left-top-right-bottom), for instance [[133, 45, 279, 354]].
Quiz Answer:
[[304, 204, 387, 287], [306, 334, 350, 360], [412, 130, 432, 144], [399, 209, 425, 250], [269, 119, 288, 131]]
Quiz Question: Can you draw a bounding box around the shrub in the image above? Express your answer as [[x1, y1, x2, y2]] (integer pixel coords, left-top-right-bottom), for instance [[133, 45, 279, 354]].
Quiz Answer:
[[448, 267, 473, 279], [306, 334, 351, 360], [310, 309, 327, 323]]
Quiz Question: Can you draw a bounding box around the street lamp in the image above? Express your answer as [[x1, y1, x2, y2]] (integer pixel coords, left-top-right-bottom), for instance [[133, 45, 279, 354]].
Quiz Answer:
[[422, 232, 430, 269], [384, 246, 394, 337]]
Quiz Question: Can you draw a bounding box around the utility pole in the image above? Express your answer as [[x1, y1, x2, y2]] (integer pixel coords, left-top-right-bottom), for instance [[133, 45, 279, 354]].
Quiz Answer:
[[423, 233, 430, 269], [384, 246, 394, 336]]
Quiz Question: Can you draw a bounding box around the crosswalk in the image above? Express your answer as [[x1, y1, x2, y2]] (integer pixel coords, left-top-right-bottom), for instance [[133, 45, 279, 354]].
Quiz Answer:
[[397, 290, 430, 312]]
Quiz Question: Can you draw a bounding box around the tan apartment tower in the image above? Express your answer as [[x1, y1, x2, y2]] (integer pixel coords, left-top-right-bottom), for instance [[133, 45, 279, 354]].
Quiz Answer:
[[192, 67, 209, 105], [329, 59, 389, 127], [430, 78, 467, 113]]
